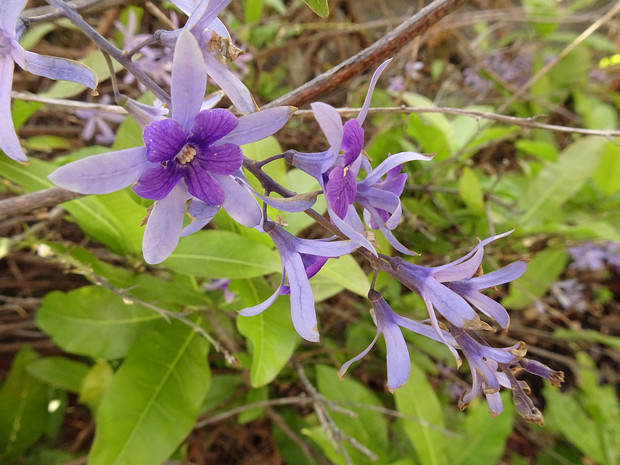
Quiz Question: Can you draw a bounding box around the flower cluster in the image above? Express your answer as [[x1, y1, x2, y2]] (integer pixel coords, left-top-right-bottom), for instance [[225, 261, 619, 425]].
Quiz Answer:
[[2, 0, 564, 426]]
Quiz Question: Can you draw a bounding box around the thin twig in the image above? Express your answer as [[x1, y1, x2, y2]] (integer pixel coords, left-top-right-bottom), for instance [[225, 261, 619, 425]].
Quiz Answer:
[[265, 0, 466, 109]]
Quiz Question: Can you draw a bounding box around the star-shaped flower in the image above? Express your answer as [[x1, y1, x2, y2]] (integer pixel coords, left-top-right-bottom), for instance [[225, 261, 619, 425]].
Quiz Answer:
[[49, 30, 292, 263]]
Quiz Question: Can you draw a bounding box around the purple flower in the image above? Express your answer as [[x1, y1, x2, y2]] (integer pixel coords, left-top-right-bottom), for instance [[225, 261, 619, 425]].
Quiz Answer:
[[338, 289, 457, 392], [390, 231, 527, 354], [239, 221, 359, 342], [568, 242, 619, 271], [49, 30, 292, 264], [1, 0, 97, 163], [162, 0, 256, 114], [75, 95, 126, 144], [286, 60, 431, 253]]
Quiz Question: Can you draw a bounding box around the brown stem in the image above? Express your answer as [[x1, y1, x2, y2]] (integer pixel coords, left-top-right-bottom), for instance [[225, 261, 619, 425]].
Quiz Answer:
[[0, 187, 82, 220], [264, 0, 466, 109]]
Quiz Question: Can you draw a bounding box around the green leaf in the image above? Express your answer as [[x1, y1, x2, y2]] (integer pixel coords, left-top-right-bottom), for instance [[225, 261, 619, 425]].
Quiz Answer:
[[593, 142, 620, 195], [0, 346, 49, 465], [89, 319, 210, 465], [36, 286, 162, 360], [164, 230, 280, 279], [458, 167, 485, 214], [316, 365, 389, 463], [553, 329, 620, 350], [394, 362, 448, 465], [26, 357, 89, 393], [402, 93, 456, 158], [447, 393, 514, 465], [515, 140, 558, 162], [517, 137, 606, 227], [78, 361, 114, 414], [238, 386, 268, 424], [235, 278, 299, 387], [503, 247, 568, 309], [243, 0, 263, 22], [303, 0, 329, 17], [544, 384, 607, 465], [312, 254, 369, 298]]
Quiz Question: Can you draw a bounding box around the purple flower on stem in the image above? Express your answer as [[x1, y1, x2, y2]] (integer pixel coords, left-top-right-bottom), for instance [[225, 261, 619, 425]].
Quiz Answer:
[[339, 289, 457, 392], [390, 231, 527, 359], [49, 30, 292, 264], [286, 60, 432, 254], [239, 221, 359, 342], [1, 0, 97, 163]]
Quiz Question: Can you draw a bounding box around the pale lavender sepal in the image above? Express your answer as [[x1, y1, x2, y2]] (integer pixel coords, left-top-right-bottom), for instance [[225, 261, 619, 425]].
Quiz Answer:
[[311, 102, 343, 156], [168, 0, 194, 15], [239, 272, 285, 317], [462, 292, 510, 329], [294, 236, 359, 257], [375, 218, 415, 256], [181, 199, 219, 236], [119, 96, 167, 128], [12, 48, 97, 90], [0, 0, 28, 32], [255, 191, 317, 212], [182, 0, 211, 28], [434, 248, 485, 283], [171, 29, 206, 132], [357, 59, 391, 125], [466, 261, 528, 289], [208, 18, 229, 39], [358, 152, 433, 188], [202, 53, 257, 114], [214, 174, 262, 228], [48, 147, 149, 194], [383, 319, 411, 391], [144, 181, 187, 264], [486, 391, 504, 416], [202, 90, 224, 110], [338, 334, 380, 380], [328, 203, 377, 255], [218, 106, 293, 147], [0, 55, 26, 163], [284, 251, 320, 342], [424, 278, 478, 327], [191, 0, 232, 32], [284, 150, 334, 181], [432, 230, 514, 277]]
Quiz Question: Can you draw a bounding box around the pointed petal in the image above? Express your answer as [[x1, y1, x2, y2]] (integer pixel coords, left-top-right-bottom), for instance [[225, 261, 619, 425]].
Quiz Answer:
[[256, 191, 318, 212], [49, 147, 149, 194], [218, 106, 294, 146], [0, 56, 26, 163], [462, 292, 510, 329], [144, 181, 187, 264], [185, 167, 225, 205], [203, 53, 257, 114], [341, 119, 364, 166], [133, 164, 182, 200], [311, 102, 343, 155], [190, 109, 238, 146], [215, 174, 262, 227], [13, 48, 97, 90], [434, 248, 484, 283], [171, 29, 207, 131], [294, 236, 359, 258], [239, 271, 286, 316], [284, 252, 320, 342], [338, 334, 380, 379], [198, 143, 243, 174], [424, 279, 478, 327], [359, 151, 433, 188], [357, 59, 391, 124], [1, 0, 28, 32], [466, 261, 527, 290], [144, 118, 187, 162]]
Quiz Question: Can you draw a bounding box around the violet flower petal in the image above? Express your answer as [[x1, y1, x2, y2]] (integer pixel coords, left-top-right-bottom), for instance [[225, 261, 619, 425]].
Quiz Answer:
[[143, 181, 187, 264], [198, 143, 242, 174], [202, 53, 257, 114], [48, 147, 149, 194], [326, 165, 357, 219], [218, 106, 294, 146], [311, 102, 343, 156], [0, 56, 26, 163], [144, 119, 187, 162], [190, 109, 238, 147], [214, 174, 262, 227], [133, 164, 183, 200], [357, 59, 391, 124], [341, 119, 364, 166], [170, 29, 207, 132], [185, 167, 225, 205], [12, 48, 97, 90], [1, 0, 28, 32]]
